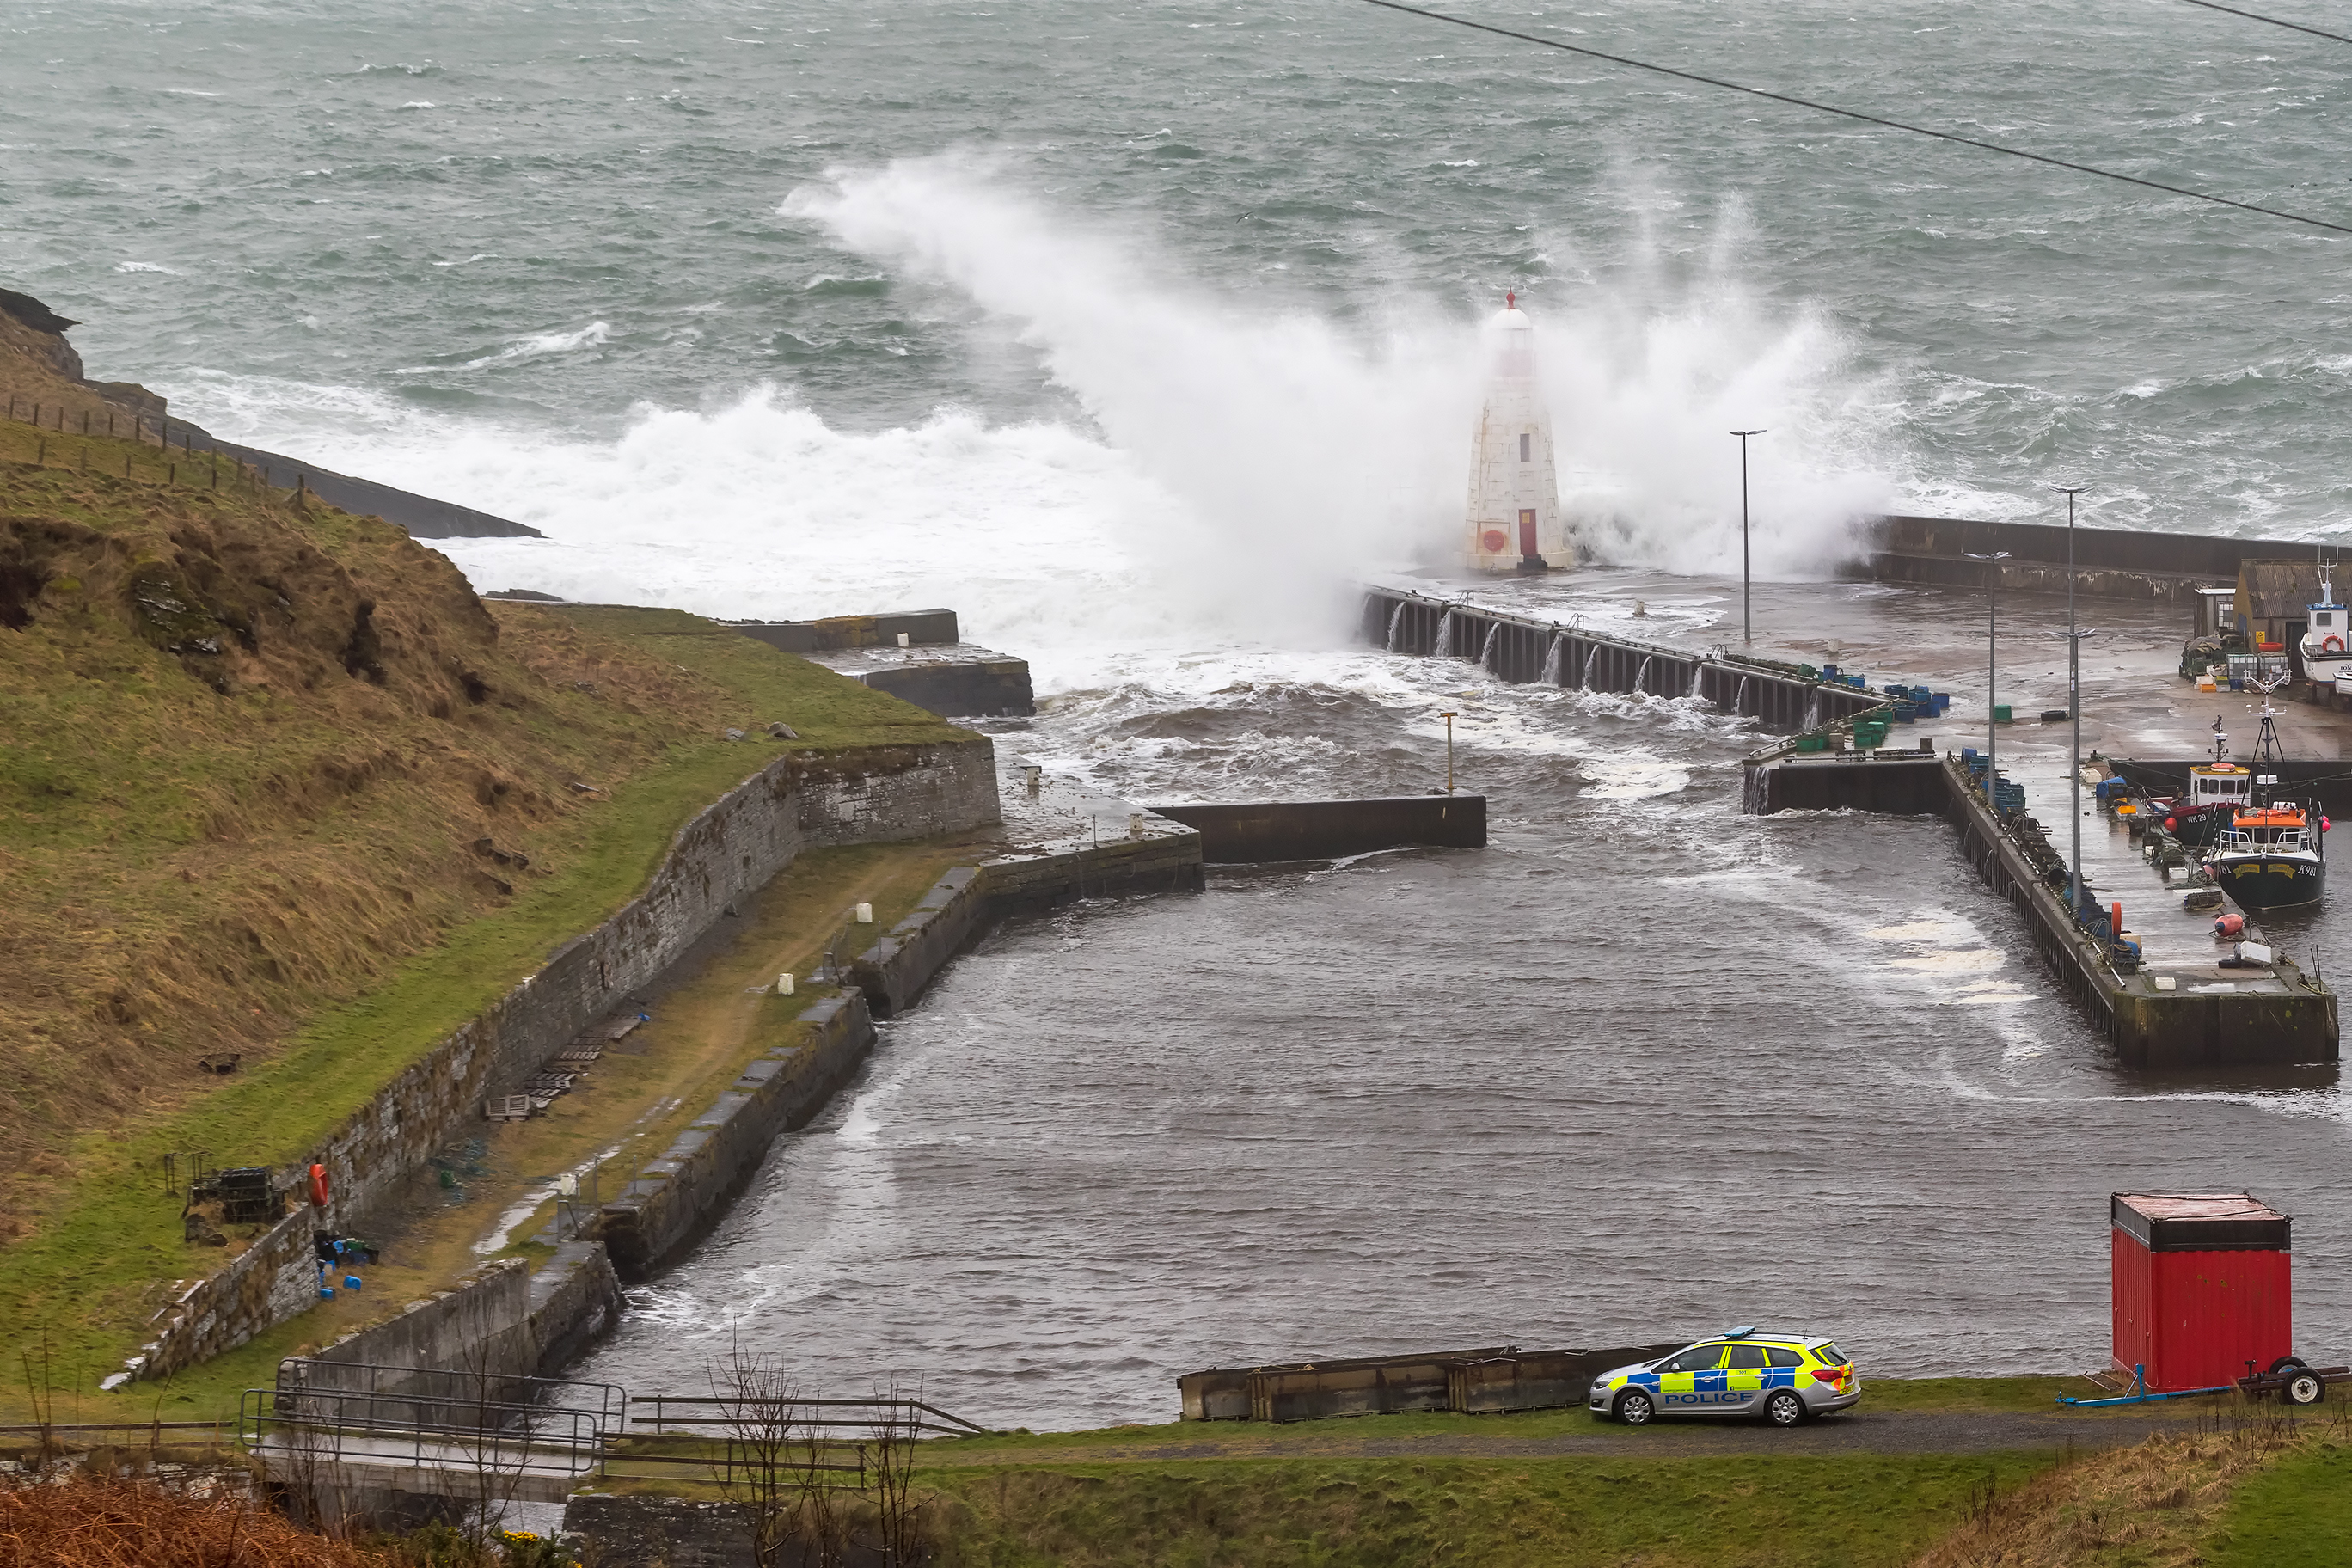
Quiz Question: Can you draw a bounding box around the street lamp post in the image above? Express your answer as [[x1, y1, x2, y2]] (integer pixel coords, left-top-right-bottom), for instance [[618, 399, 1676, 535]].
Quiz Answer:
[[2059, 486, 2087, 914], [1731, 430, 1765, 644], [1963, 550, 2012, 812]]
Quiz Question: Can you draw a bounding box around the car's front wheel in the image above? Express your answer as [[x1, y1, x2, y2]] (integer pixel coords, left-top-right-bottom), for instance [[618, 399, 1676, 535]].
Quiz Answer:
[[1763, 1389, 1806, 1428], [1616, 1389, 1656, 1426]]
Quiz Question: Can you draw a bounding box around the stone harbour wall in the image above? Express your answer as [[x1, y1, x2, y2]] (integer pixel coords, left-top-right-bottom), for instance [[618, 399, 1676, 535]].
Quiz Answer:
[[134, 1206, 322, 1381], [136, 736, 995, 1381], [597, 993, 877, 1281]]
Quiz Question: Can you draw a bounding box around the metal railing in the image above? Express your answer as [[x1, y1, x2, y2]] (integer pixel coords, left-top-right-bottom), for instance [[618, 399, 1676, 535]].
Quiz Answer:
[[239, 1386, 609, 1485], [229, 1375, 992, 1496], [628, 1394, 990, 1440], [276, 1360, 628, 1433]]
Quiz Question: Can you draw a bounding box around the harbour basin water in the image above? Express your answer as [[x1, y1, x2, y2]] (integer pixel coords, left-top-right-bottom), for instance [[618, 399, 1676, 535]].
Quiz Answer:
[[577, 573, 2352, 1430]]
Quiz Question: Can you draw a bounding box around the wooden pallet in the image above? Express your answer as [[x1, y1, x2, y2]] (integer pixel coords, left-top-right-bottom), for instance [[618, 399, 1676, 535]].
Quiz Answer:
[[486, 1094, 533, 1123]]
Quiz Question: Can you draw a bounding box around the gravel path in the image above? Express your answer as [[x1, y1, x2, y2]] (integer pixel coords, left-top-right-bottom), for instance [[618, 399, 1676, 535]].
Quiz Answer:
[[930, 1407, 2236, 1467]]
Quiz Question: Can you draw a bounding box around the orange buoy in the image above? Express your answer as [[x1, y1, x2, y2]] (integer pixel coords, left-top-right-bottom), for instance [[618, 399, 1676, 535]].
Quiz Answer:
[[309, 1163, 330, 1207]]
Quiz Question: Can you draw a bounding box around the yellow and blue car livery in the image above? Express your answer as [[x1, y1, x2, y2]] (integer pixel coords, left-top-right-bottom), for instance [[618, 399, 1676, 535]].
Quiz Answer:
[[1589, 1327, 1859, 1428]]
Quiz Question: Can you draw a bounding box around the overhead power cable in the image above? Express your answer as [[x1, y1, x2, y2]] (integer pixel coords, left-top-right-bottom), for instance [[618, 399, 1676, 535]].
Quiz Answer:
[[2174, 0, 2352, 48], [1358, 0, 2352, 239]]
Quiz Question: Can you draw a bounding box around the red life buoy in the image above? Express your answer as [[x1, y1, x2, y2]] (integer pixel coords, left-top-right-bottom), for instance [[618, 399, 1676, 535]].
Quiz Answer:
[[2326, 635, 2345, 654], [309, 1163, 330, 1208]]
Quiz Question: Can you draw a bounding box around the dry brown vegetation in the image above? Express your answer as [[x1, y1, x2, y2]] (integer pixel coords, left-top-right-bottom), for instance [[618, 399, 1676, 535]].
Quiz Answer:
[[0, 299, 165, 438], [1909, 1406, 2310, 1567], [0, 455, 758, 1230], [0, 1473, 395, 1568]]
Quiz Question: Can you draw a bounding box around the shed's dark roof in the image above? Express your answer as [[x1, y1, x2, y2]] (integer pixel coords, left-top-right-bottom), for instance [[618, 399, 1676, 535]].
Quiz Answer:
[[2239, 560, 2326, 619]]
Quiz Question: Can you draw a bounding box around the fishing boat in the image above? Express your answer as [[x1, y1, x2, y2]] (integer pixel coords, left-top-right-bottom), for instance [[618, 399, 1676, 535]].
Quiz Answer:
[[2203, 683, 2326, 910], [2298, 562, 2352, 692], [2156, 725, 2251, 849]]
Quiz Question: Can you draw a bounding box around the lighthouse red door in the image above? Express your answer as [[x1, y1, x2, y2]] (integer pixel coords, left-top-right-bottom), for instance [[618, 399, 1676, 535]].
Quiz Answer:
[[1518, 509, 1537, 558]]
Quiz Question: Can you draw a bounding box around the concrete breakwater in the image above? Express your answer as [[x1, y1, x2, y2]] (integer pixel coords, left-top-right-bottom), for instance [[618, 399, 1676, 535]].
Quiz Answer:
[[1146, 795, 1485, 862], [1363, 587, 1886, 732], [1854, 514, 2308, 603], [1179, 1342, 1686, 1424], [134, 736, 1001, 1382]]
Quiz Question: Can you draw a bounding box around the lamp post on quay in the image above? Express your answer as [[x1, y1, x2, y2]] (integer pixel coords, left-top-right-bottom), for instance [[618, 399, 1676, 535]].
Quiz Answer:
[[2059, 485, 2088, 914], [1964, 550, 2012, 812], [1731, 430, 1765, 644]]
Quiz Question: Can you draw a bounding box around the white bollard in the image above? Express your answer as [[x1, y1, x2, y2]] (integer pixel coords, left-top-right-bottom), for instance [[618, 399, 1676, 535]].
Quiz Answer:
[[777, 972, 794, 995], [854, 903, 873, 924], [897, 632, 910, 647], [1128, 812, 1145, 839]]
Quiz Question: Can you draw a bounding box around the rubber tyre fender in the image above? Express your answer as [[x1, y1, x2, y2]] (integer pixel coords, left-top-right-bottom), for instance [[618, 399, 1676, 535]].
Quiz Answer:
[[2285, 1371, 2325, 1407], [1762, 1389, 1807, 1429], [1615, 1389, 1657, 1427]]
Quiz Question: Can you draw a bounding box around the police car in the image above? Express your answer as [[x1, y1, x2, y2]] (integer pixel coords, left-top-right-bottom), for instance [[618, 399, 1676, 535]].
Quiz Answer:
[[1589, 1327, 1860, 1428]]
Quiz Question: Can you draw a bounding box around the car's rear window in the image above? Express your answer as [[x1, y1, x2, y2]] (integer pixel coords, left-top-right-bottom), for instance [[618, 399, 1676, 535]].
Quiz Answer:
[[1765, 1347, 1804, 1368], [1815, 1344, 1847, 1365]]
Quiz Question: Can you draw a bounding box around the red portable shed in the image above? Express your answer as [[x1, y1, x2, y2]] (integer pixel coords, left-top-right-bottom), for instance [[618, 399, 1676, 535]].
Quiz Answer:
[[2111, 1192, 2292, 1392]]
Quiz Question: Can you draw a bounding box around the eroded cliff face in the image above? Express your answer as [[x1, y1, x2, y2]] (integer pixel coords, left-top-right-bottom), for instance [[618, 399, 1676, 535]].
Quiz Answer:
[[0, 287, 169, 432]]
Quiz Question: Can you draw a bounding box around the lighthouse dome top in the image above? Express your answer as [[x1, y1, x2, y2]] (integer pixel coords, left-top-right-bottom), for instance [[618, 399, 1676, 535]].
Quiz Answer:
[[1485, 291, 1535, 375]]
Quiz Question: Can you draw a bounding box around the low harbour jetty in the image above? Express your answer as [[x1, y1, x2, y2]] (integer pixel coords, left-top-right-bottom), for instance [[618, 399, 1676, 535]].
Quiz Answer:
[[1746, 745, 2337, 1067], [1361, 586, 1891, 731]]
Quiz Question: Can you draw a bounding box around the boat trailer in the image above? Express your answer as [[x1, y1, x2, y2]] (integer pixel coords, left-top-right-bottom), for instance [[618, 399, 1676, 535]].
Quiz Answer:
[[2059, 1357, 2349, 1409]]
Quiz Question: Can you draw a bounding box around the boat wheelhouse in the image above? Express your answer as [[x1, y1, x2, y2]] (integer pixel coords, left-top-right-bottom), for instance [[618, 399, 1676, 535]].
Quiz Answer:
[[2298, 565, 2352, 690], [2169, 763, 2251, 848]]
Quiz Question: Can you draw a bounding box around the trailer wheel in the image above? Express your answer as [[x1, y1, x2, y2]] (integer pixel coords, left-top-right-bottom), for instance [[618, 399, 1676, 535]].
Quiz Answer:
[[2285, 1371, 2324, 1407], [2269, 1355, 2309, 1376]]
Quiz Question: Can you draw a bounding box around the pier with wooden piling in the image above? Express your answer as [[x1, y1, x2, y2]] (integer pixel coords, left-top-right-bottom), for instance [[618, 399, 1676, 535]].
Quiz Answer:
[[1359, 587, 1887, 732]]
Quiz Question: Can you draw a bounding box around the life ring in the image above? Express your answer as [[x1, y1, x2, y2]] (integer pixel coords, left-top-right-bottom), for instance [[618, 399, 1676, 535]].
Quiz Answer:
[[2324, 635, 2345, 654], [309, 1163, 330, 1208]]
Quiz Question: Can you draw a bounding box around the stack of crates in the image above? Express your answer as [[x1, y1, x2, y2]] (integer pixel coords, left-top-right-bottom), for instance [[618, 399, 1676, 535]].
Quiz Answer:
[[1993, 777, 2026, 812], [1891, 701, 1917, 723], [1853, 718, 1890, 749], [1794, 733, 1828, 753]]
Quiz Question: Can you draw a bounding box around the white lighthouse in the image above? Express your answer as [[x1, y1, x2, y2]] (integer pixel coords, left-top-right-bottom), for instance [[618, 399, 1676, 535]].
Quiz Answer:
[[1462, 292, 1565, 574]]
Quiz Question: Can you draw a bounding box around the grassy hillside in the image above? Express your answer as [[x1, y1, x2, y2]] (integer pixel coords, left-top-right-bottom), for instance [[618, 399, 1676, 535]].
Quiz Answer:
[[0, 431, 973, 1382]]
